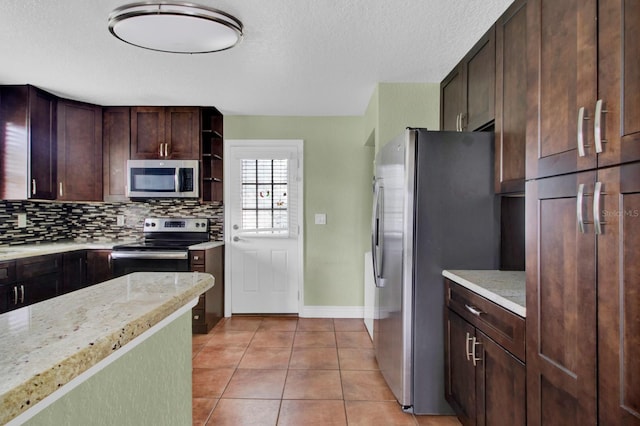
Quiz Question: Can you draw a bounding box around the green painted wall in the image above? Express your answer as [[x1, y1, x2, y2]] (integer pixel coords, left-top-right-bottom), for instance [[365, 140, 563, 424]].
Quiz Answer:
[[25, 312, 192, 426], [225, 83, 439, 308], [375, 83, 441, 153], [225, 116, 371, 307]]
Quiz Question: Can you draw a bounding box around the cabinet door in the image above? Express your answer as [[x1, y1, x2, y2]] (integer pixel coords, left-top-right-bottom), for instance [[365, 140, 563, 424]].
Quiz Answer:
[[57, 100, 102, 201], [62, 250, 87, 294], [525, 172, 597, 425], [130, 107, 165, 159], [526, 0, 597, 179], [0, 261, 16, 314], [597, 0, 640, 168], [596, 163, 640, 425], [476, 331, 526, 426], [16, 254, 62, 306], [445, 309, 476, 426], [166, 107, 199, 159], [464, 25, 495, 131], [103, 107, 130, 201], [495, 0, 527, 194], [86, 250, 113, 286], [29, 86, 57, 200], [440, 65, 464, 131]]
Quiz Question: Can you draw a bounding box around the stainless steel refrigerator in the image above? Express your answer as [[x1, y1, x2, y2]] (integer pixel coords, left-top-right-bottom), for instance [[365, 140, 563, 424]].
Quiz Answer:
[[371, 128, 499, 414]]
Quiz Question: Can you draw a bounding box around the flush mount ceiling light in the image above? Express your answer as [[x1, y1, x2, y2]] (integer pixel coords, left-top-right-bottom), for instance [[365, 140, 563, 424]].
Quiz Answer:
[[108, 2, 243, 54]]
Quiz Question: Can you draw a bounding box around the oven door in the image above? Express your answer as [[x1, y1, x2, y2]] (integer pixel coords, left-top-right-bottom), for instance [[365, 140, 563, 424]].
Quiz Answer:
[[111, 251, 190, 277]]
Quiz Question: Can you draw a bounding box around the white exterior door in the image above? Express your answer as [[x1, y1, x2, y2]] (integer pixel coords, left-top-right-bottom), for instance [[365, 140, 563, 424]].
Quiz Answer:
[[224, 140, 303, 315]]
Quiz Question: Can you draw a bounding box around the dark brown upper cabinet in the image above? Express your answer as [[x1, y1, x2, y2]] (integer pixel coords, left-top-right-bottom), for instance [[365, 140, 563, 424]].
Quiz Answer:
[[526, 0, 639, 180], [596, 0, 640, 169], [130, 106, 200, 160], [441, 25, 496, 132], [494, 0, 527, 194], [57, 99, 103, 201], [0, 85, 57, 200], [102, 107, 131, 202]]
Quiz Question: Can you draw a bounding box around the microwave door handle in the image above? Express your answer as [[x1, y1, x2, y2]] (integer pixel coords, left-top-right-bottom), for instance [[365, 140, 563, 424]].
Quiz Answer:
[[175, 168, 181, 191]]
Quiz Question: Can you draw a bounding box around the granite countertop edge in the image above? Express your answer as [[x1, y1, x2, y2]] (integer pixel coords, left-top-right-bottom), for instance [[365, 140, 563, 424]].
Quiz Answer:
[[0, 241, 225, 261], [442, 269, 526, 317], [0, 272, 215, 425]]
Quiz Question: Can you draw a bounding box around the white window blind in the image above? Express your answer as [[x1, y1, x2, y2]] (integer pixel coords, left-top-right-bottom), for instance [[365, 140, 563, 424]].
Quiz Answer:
[[241, 159, 289, 234]]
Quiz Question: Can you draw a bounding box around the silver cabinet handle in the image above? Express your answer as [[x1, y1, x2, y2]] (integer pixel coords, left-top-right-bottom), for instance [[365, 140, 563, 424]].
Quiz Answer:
[[59, 182, 63, 197], [465, 304, 484, 316], [20, 285, 24, 303], [13, 286, 18, 305], [471, 337, 482, 366], [107, 254, 112, 269], [593, 181, 606, 235], [465, 332, 473, 361], [456, 114, 460, 132], [459, 113, 465, 131], [577, 106, 588, 157], [594, 99, 607, 153], [31, 179, 37, 195], [577, 183, 586, 233], [165, 143, 170, 157], [159, 143, 164, 157], [577, 183, 594, 234]]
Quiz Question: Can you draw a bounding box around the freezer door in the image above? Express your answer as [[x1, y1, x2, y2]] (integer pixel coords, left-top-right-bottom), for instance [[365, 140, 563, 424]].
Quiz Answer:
[[373, 130, 414, 408]]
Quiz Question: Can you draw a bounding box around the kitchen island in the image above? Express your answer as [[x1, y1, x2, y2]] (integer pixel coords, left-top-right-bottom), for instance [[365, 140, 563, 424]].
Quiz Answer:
[[0, 271, 214, 425]]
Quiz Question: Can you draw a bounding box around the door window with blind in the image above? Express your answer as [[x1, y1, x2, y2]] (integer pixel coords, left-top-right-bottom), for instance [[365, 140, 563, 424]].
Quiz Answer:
[[241, 159, 291, 235]]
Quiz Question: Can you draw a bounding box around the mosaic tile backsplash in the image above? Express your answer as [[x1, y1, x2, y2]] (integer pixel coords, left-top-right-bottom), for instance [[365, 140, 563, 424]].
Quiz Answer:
[[0, 199, 224, 246]]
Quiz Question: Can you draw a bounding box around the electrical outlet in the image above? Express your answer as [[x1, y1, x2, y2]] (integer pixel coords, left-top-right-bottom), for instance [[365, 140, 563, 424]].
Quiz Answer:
[[314, 213, 327, 225], [17, 213, 27, 228], [116, 215, 125, 226]]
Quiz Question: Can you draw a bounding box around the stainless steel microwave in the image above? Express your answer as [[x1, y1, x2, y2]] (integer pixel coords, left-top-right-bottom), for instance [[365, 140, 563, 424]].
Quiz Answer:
[[126, 159, 199, 198]]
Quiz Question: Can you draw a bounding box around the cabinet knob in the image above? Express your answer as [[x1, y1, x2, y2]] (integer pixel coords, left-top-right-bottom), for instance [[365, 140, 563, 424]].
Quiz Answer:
[[193, 255, 200, 260]]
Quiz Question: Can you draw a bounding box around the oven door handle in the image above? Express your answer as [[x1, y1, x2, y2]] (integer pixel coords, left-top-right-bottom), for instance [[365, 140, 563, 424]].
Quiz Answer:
[[110, 251, 189, 260]]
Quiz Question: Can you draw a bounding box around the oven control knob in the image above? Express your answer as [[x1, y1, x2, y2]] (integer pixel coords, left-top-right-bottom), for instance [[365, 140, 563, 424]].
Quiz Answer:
[[144, 222, 150, 227], [195, 223, 200, 228], [201, 222, 207, 228]]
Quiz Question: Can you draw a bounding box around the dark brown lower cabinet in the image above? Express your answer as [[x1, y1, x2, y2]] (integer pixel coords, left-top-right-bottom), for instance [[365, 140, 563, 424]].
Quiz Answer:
[[526, 162, 640, 425], [61, 250, 87, 294], [86, 250, 113, 286], [445, 279, 526, 426], [190, 245, 224, 333], [15, 254, 62, 308]]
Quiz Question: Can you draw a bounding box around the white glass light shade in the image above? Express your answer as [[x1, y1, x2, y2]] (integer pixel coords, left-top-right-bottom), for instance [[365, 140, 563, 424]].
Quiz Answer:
[[108, 2, 243, 54]]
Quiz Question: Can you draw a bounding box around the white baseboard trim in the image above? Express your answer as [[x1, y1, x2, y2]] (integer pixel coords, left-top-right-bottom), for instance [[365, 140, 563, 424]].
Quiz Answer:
[[299, 305, 364, 318]]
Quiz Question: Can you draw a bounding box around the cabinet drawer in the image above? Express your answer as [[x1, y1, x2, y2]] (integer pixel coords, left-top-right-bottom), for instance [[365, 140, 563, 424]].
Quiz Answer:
[[446, 279, 525, 361], [16, 254, 62, 279], [192, 308, 205, 324], [0, 261, 16, 285], [190, 251, 205, 266]]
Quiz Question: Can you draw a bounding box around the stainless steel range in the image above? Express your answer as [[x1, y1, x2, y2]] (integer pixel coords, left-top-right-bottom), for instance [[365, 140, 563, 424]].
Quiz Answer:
[[111, 218, 209, 277]]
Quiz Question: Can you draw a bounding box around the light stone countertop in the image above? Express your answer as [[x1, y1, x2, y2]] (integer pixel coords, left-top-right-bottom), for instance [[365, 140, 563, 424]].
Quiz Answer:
[[442, 269, 526, 317], [0, 240, 224, 261], [0, 271, 215, 425]]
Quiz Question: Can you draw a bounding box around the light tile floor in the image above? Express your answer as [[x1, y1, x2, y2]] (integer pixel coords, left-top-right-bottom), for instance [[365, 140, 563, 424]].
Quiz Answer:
[[192, 316, 461, 426]]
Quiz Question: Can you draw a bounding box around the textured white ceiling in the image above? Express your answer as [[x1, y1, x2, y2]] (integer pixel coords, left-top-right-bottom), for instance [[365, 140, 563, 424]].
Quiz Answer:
[[0, 0, 513, 116]]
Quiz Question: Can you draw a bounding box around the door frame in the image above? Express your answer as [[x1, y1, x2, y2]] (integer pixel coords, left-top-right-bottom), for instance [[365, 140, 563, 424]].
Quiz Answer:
[[223, 139, 304, 317]]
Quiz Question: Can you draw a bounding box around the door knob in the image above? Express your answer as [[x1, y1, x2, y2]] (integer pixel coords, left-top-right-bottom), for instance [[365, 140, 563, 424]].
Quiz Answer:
[[233, 224, 239, 230], [233, 236, 241, 242]]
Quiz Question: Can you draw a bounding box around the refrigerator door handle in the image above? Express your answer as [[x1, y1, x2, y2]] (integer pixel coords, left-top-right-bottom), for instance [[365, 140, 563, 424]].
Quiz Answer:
[[371, 183, 384, 287]]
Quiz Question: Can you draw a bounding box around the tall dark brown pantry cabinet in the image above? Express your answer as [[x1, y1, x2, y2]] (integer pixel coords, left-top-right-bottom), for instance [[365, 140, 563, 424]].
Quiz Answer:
[[525, 1, 640, 424]]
